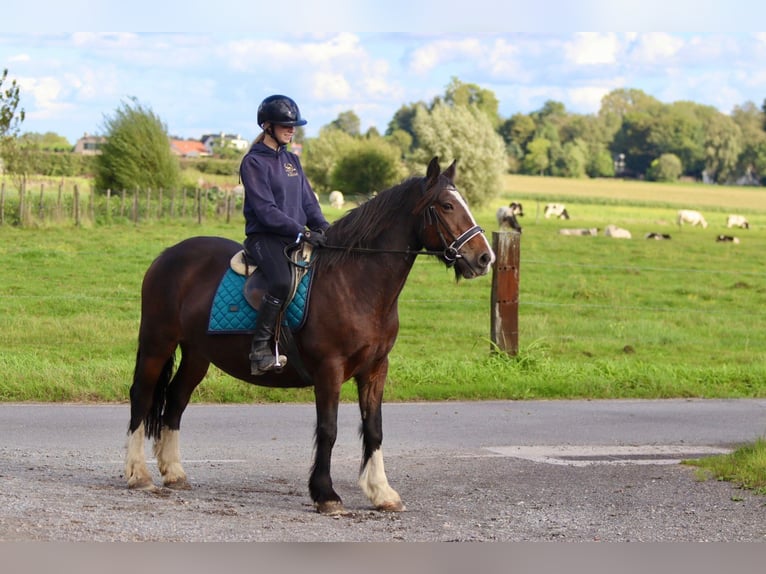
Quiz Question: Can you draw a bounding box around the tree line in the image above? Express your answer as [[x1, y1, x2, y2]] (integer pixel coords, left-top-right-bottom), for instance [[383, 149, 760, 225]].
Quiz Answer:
[[3, 70, 766, 214]]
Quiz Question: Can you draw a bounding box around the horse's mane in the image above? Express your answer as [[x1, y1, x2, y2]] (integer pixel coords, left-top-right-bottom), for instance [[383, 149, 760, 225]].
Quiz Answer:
[[317, 175, 425, 269]]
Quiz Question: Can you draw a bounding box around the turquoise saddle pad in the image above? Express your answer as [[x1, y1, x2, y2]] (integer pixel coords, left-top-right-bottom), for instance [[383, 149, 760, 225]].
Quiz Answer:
[[207, 268, 311, 334]]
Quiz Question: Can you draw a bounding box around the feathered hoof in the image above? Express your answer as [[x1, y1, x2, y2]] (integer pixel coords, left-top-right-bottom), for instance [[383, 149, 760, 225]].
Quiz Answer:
[[316, 500, 347, 516], [127, 476, 156, 491], [163, 477, 191, 490], [376, 500, 406, 512]]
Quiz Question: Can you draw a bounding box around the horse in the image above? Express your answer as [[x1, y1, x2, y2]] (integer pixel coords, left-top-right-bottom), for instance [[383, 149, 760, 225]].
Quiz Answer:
[[124, 157, 496, 515]]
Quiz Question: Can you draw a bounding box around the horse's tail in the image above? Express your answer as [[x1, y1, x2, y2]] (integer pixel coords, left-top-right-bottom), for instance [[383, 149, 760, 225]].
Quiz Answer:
[[132, 347, 175, 441]]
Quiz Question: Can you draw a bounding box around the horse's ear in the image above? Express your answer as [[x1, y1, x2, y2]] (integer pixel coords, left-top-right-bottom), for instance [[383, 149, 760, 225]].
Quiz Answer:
[[426, 157, 440, 184], [443, 159, 457, 183]]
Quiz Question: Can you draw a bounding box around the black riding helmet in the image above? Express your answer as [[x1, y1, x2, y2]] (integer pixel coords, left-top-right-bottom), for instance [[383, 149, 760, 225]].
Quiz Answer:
[[257, 95, 307, 127]]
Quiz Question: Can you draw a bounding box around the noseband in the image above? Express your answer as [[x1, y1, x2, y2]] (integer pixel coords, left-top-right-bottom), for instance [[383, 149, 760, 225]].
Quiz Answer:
[[425, 204, 484, 266]]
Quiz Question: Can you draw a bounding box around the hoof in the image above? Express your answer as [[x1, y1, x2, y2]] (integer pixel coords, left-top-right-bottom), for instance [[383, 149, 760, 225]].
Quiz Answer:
[[164, 478, 191, 490], [127, 476, 156, 491], [316, 500, 347, 516], [376, 500, 406, 512]]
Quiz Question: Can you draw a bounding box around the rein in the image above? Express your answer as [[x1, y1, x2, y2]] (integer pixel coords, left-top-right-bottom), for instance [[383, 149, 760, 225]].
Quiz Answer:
[[289, 180, 484, 265]]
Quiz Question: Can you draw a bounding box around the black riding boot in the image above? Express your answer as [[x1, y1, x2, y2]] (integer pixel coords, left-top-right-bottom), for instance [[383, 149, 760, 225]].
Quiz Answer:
[[249, 294, 287, 375]]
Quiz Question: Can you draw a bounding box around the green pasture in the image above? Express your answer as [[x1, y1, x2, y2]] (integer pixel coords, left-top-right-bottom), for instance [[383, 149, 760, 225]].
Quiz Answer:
[[2, 176, 766, 404]]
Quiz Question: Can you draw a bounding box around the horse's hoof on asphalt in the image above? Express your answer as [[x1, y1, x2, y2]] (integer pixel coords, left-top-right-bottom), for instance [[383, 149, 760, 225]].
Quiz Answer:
[[316, 500, 347, 516], [377, 500, 406, 512], [164, 478, 191, 490], [127, 477, 155, 491]]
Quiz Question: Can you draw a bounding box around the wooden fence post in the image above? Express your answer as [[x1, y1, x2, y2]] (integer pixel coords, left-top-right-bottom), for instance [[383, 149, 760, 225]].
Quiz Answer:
[[38, 182, 45, 220], [490, 231, 521, 356], [57, 181, 63, 220], [73, 184, 81, 227]]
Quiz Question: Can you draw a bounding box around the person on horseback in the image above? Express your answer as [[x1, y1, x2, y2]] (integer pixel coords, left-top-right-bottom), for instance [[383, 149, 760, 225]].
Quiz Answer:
[[240, 94, 330, 375]]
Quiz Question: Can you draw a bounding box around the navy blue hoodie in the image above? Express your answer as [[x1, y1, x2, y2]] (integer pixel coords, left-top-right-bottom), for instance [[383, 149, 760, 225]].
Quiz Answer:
[[240, 142, 329, 238]]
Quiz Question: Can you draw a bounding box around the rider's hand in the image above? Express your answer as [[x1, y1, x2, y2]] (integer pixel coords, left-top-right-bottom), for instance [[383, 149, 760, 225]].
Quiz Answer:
[[303, 229, 327, 247]]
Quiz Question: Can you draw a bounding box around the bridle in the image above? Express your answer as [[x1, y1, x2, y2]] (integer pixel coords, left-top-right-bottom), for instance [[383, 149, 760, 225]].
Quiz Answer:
[[423, 202, 484, 267]]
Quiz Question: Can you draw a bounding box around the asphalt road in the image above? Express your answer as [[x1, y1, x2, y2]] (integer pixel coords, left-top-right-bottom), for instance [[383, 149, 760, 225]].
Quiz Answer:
[[1, 399, 765, 541]]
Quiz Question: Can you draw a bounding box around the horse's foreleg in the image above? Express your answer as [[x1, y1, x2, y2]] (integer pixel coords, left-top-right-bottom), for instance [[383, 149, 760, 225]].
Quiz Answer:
[[357, 360, 405, 512], [310, 378, 344, 515], [125, 423, 154, 490]]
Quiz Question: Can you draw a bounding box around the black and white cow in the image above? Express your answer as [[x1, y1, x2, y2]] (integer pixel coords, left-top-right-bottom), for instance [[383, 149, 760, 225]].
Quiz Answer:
[[716, 234, 740, 244], [677, 209, 707, 228], [645, 232, 672, 240], [496, 202, 524, 232], [558, 228, 598, 236], [544, 203, 570, 219], [726, 215, 749, 229]]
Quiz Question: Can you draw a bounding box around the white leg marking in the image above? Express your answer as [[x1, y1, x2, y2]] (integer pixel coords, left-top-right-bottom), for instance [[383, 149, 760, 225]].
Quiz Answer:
[[358, 448, 404, 511], [153, 427, 187, 486], [125, 423, 153, 489]]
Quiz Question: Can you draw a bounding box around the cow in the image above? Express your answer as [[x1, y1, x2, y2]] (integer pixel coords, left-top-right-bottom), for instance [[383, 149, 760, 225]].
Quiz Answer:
[[496, 202, 524, 232], [645, 232, 672, 240], [544, 203, 570, 219], [604, 224, 632, 239], [716, 235, 740, 244], [726, 214, 750, 229], [558, 228, 598, 236], [329, 190, 345, 209], [677, 209, 708, 228]]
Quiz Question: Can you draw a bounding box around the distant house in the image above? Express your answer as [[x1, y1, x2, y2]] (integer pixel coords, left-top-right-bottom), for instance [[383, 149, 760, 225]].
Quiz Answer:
[[201, 133, 250, 155], [73, 133, 107, 155], [170, 139, 211, 158]]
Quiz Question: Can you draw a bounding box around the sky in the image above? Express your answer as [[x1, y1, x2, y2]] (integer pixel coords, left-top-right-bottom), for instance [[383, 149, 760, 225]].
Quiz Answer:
[[3, 4, 766, 146]]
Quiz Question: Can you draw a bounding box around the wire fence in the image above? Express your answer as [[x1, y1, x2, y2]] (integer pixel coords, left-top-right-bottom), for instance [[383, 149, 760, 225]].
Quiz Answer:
[[0, 181, 242, 226]]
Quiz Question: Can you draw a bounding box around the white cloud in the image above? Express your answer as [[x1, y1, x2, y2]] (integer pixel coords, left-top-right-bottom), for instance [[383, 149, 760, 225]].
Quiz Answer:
[[406, 38, 483, 75], [485, 38, 522, 78], [567, 85, 615, 113], [17, 75, 74, 119], [564, 33, 620, 66], [9, 53, 30, 63], [629, 33, 685, 64], [311, 72, 351, 100]]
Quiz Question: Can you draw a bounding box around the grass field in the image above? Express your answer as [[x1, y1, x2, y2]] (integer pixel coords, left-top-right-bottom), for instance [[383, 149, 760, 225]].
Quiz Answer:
[[2, 175, 766, 405]]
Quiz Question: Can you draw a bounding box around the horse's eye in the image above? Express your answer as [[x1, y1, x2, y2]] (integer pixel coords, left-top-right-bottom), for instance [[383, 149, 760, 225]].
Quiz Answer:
[[441, 202, 454, 211]]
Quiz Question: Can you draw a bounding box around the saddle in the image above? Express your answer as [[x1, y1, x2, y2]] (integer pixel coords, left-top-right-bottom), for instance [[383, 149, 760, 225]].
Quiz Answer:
[[230, 243, 313, 312]]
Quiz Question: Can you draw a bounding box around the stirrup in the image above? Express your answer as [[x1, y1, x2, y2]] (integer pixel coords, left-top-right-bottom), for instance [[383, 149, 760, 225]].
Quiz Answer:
[[250, 353, 287, 376]]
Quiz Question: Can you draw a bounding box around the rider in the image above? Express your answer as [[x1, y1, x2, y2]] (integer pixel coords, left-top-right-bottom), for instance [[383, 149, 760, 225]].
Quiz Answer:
[[240, 94, 330, 376]]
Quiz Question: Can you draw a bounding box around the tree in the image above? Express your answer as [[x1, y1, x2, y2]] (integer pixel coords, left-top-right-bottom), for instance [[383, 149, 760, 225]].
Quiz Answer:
[[0, 68, 26, 176], [21, 131, 71, 151], [94, 98, 180, 193], [522, 137, 551, 175], [386, 102, 426, 152], [302, 127, 358, 195], [443, 77, 501, 128], [498, 113, 536, 152], [701, 110, 742, 183], [646, 153, 683, 182], [330, 138, 403, 197], [412, 102, 506, 207], [731, 101, 766, 181], [327, 111, 361, 136], [0, 68, 24, 139]]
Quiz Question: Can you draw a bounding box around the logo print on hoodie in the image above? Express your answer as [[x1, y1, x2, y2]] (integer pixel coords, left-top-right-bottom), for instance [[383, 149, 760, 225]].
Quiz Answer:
[[284, 162, 298, 177]]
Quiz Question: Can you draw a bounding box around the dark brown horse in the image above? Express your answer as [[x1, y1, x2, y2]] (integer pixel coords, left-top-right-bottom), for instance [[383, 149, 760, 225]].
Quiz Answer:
[[125, 157, 495, 514]]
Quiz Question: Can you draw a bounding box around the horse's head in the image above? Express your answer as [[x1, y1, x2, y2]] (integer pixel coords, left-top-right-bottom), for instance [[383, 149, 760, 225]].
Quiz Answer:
[[415, 157, 496, 279]]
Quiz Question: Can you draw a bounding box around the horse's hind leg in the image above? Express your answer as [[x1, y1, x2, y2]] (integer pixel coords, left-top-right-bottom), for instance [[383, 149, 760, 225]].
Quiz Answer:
[[356, 361, 405, 512], [126, 350, 174, 490], [154, 347, 210, 489]]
